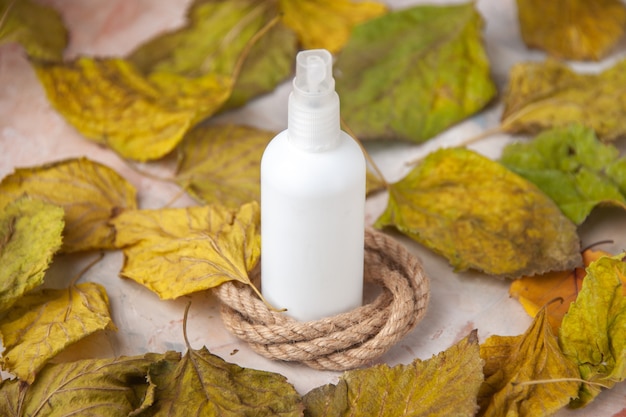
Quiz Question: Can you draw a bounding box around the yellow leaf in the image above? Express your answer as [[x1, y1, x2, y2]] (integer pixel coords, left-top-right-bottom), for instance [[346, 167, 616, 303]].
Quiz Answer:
[[516, 0, 626, 61], [0, 198, 63, 314], [32, 58, 232, 161], [478, 308, 580, 417], [279, 0, 387, 53], [0, 157, 137, 252], [0, 283, 115, 383], [175, 124, 275, 208], [112, 202, 260, 299]]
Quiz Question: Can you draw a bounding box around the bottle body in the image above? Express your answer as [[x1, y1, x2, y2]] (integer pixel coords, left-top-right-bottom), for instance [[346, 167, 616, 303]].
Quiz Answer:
[[260, 130, 365, 322]]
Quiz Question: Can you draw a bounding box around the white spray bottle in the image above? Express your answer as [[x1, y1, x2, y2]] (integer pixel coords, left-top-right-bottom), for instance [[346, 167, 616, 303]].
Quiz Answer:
[[260, 49, 366, 322]]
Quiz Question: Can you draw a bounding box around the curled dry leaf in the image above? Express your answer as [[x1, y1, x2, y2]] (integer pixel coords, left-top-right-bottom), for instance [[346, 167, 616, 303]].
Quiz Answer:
[[375, 148, 581, 278], [0, 198, 63, 314], [335, 3, 496, 142], [0, 157, 137, 252], [516, 0, 626, 61], [279, 0, 387, 54], [0, 0, 67, 60], [0, 283, 116, 384], [501, 59, 626, 142], [559, 254, 626, 407], [175, 124, 275, 208], [478, 308, 580, 417], [501, 125, 626, 224], [304, 331, 483, 417], [112, 202, 260, 300]]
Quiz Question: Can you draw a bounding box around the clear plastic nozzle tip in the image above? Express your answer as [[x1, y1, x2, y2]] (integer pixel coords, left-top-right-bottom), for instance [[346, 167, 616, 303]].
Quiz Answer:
[[294, 49, 334, 95]]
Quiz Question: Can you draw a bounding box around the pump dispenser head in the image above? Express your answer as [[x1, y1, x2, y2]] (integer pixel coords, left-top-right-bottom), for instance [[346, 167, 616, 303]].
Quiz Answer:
[[288, 49, 341, 151]]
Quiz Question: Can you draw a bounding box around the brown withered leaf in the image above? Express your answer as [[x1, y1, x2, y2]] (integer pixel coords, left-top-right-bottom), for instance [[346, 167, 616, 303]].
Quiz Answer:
[[516, 0, 626, 61], [501, 59, 626, 142], [112, 202, 260, 299], [0, 157, 137, 252]]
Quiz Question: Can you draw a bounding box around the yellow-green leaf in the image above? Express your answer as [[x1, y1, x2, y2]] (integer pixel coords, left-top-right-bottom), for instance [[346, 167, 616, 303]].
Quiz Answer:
[[112, 202, 260, 299], [501, 59, 626, 142], [516, 0, 626, 61], [0, 198, 63, 314], [0, 352, 176, 417], [478, 308, 580, 417], [0, 0, 67, 60], [137, 346, 302, 416], [559, 254, 626, 407], [175, 124, 275, 208], [279, 0, 387, 53], [335, 3, 496, 142], [0, 283, 115, 383], [303, 331, 483, 417], [0, 157, 137, 252], [375, 148, 581, 278], [32, 58, 232, 161]]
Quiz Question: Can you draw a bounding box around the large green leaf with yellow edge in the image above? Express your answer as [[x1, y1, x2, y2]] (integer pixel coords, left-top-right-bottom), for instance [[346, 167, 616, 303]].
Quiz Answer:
[[559, 254, 626, 407], [303, 331, 483, 417], [478, 308, 580, 417], [516, 0, 626, 61], [375, 148, 581, 278], [0, 198, 63, 314], [501, 59, 626, 142], [0, 352, 177, 417], [0, 283, 115, 384], [501, 125, 626, 224], [0, 0, 67, 60], [0, 157, 137, 252], [278, 0, 387, 54], [112, 202, 260, 299], [175, 124, 275, 208], [32, 58, 232, 161], [136, 346, 303, 416], [335, 2, 496, 142]]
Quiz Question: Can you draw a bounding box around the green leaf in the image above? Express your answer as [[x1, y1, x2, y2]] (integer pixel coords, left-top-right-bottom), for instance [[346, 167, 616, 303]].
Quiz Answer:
[[0, 198, 63, 314], [0, 157, 137, 252], [478, 308, 580, 417], [0, 283, 116, 383], [303, 331, 483, 417], [500, 124, 626, 224], [335, 2, 496, 142], [501, 59, 626, 142], [0, 0, 67, 60], [137, 346, 303, 416], [175, 124, 275, 208], [375, 148, 581, 278], [559, 254, 626, 407]]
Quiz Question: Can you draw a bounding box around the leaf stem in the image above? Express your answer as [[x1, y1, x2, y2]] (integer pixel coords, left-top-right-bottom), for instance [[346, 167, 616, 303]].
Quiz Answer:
[[581, 240, 614, 252], [341, 118, 390, 190], [69, 252, 105, 287], [183, 301, 192, 351], [512, 378, 610, 389], [0, 0, 17, 33], [120, 158, 176, 183], [231, 14, 281, 82]]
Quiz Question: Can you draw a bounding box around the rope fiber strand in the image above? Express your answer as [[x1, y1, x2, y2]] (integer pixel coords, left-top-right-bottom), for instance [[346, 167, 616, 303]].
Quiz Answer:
[[213, 228, 430, 371]]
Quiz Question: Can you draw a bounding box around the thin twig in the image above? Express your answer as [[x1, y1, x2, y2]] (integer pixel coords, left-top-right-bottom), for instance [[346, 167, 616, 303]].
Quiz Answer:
[[341, 118, 390, 190]]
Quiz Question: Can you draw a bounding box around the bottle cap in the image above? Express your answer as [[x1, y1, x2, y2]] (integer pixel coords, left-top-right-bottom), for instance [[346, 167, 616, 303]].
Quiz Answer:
[[288, 49, 341, 151]]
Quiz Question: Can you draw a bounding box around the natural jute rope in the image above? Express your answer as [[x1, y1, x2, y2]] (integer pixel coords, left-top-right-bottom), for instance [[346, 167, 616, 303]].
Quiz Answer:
[[213, 228, 430, 371]]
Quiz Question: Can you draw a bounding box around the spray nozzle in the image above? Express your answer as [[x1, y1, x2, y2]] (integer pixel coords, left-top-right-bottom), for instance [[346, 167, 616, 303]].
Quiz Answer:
[[294, 49, 334, 96]]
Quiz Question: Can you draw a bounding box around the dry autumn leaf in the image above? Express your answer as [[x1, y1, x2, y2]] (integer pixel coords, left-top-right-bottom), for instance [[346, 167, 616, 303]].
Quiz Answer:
[[0, 157, 137, 252], [0, 283, 115, 384], [0, 352, 178, 417], [559, 254, 626, 407], [0, 198, 63, 314], [112, 202, 260, 300], [516, 0, 626, 61], [279, 0, 387, 54], [375, 148, 582, 278], [303, 331, 483, 417], [0, 0, 67, 60], [32, 58, 232, 161], [335, 2, 496, 142], [478, 308, 580, 417], [175, 124, 275, 208], [501, 59, 626, 142], [501, 125, 626, 224]]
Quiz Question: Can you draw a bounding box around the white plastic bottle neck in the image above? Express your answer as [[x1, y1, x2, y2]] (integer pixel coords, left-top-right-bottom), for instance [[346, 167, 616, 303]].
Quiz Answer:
[[287, 49, 341, 152]]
